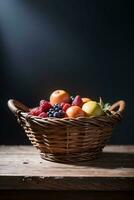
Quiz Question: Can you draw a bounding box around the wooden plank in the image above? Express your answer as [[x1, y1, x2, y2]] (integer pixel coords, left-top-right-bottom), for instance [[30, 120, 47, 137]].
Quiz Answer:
[[0, 145, 134, 190], [0, 176, 134, 191], [0, 146, 134, 177]]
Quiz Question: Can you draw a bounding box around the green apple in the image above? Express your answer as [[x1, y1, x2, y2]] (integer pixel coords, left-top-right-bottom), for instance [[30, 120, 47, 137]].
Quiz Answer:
[[82, 101, 104, 117]]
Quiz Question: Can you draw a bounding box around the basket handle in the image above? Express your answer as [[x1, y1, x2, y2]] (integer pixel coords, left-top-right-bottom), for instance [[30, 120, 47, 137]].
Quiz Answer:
[[7, 99, 29, 114], [109, 100, 125, 115]]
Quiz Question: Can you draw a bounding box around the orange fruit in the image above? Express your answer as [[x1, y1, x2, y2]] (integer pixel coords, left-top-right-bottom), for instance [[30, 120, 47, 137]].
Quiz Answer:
[[50, 89, 70, 105], [66, 106, 85, 118]]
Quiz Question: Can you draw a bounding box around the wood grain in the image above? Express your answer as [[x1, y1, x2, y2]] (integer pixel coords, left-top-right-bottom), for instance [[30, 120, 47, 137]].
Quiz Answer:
[[0, 145, 134, 191]]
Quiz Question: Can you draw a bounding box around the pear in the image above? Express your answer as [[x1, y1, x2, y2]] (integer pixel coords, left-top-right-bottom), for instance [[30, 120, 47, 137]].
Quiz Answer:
[[82, 101, 104, 117]]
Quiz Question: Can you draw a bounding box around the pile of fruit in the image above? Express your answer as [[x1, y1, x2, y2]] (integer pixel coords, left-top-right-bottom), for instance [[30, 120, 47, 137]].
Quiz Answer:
[[29, 89, 110, 118]]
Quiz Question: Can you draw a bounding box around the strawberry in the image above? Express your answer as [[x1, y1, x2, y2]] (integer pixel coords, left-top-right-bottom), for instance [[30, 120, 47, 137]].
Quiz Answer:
[[72, 95, 83, 107], [60, 102, 66, 108], [62, 103, 71, 111]]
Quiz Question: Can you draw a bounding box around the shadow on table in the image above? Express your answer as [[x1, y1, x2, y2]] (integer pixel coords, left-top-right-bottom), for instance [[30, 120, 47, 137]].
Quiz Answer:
[[74, 152, 134, 168]]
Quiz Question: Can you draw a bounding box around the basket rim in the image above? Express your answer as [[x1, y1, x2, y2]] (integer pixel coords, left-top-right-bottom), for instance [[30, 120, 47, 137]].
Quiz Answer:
[[20, 111, 122, 124], [7, 98, 125, 123]]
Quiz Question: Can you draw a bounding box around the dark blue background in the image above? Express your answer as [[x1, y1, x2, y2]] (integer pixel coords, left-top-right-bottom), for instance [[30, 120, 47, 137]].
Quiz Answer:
[[0, 0, 134, 144]]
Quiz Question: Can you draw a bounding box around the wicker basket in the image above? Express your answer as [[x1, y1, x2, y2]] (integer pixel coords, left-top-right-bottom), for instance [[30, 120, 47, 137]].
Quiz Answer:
[[8, 99, 125, 163]]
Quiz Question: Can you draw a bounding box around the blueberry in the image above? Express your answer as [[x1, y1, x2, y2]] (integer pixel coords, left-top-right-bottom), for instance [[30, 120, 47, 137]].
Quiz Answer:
[[53, 105, 61, 112], [53, 112, 57, 117], [48, 113, 53, 117], [57, 113, 61, 118], [53, 104, 58, 108], [59, 110, 65, 117], [55, 107, 60, 111], [53, 112, 60, 118], [58, 106, 62, 110]]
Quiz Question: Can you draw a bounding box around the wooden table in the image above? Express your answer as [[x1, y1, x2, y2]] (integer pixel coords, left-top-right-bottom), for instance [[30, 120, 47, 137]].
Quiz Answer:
[[0, 145, 134, 199]]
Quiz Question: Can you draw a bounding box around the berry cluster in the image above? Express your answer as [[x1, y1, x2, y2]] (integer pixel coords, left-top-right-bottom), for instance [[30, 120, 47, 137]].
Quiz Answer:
[[29, 89, 104, 119], [47, 104, 65, 118], [29, 101, 66, 119], [29, 92, 85, 119]]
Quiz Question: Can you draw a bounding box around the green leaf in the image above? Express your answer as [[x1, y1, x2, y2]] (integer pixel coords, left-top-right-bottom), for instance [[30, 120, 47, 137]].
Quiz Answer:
[[103, 103, 111, 112], [98, 97, 111, 114], [99, 97, 104, 109]]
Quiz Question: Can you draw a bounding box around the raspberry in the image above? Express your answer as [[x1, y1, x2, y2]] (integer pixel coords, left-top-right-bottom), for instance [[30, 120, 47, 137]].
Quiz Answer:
[[72, 95, 83, 107], [38, 112, 48, 118], [39, 100, 52, 112], [29, 107, 42, 116], [62, 103, 71, 111]]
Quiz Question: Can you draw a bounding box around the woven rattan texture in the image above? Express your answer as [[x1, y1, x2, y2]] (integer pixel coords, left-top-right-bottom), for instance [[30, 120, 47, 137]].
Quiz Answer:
[[8, 99, 125, 163]]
